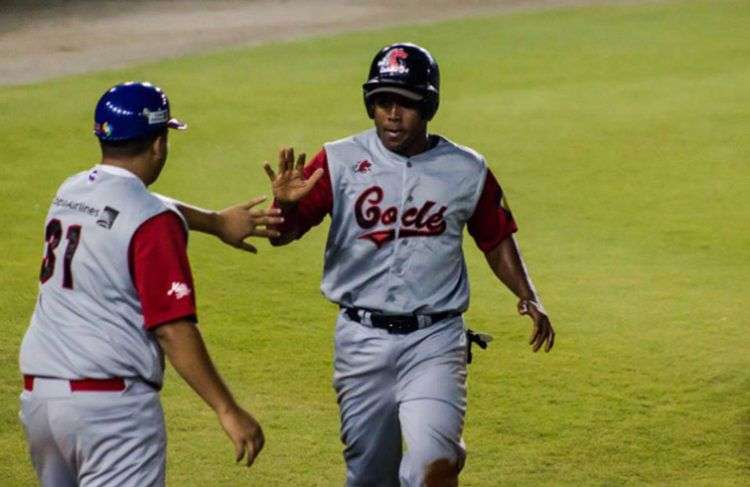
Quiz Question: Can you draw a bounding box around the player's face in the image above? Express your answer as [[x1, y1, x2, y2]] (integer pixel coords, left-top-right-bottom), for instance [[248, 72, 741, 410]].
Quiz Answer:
[[371, 93, 428, 157]]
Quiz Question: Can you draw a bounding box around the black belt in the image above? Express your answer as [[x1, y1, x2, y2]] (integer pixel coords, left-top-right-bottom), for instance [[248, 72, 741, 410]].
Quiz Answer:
[[343, 307, 459, 334]]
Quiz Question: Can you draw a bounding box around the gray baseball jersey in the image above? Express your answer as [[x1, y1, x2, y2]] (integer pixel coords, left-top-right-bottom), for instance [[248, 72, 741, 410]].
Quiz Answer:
[[19, 164, 197, 486], [277, 128, 516, 312], [20, 165, 190, 387], [321, 129, 486, 314]]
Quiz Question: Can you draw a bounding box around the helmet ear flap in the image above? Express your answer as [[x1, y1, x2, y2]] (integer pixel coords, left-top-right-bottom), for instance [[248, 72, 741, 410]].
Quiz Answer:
[[419, 94, 438, 121], [420, 102, 433, 121], [364, 97, 375, 119]]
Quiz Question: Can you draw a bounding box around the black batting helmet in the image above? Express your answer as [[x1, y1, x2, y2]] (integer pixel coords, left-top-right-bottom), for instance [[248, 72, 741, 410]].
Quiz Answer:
[[362, 43, 440, 121]]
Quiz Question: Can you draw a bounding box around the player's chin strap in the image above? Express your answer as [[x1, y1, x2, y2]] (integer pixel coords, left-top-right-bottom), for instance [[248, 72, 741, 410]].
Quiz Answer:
[[466, 329, 493, 364]]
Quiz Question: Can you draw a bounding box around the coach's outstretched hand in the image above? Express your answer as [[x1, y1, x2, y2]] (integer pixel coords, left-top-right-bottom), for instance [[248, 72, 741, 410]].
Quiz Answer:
[[263, 147, 324, 205], [218, 406, 265, 467], [166, 196, 283, 253], [215, 197, 283, 253]]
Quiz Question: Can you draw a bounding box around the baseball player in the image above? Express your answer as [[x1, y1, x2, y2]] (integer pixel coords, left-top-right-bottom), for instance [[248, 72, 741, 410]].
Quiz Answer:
[[262, 43, 555, 486], [18, 81, 277, 486]]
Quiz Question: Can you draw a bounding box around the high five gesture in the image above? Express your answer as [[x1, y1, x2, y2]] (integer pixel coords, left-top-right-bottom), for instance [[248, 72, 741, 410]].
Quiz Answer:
[[263, 148, 324, 206]]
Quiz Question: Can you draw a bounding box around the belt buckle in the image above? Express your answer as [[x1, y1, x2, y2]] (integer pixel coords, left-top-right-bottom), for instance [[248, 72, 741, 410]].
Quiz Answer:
[[385, 316, 414, 334], [416, 315, 432, 328]]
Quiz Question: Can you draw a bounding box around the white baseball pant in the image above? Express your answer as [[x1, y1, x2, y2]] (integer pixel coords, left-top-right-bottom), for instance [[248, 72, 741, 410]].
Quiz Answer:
[[19, 377, 165, 487]]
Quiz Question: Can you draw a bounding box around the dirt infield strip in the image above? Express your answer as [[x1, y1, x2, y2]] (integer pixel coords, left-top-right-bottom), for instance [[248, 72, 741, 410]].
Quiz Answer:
[[0, 0, 648, 86]]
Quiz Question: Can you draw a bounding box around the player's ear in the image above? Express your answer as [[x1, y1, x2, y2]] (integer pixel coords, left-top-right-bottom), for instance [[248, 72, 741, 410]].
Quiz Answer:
[[151, 130, 168, 155]]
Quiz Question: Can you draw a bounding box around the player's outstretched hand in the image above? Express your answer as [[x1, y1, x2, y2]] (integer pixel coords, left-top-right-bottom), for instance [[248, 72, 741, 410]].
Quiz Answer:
[[263, 147, 324, 205], [216, 196, 283, 253], [218, 405, 265, 467], [518, 299, 555, 353]]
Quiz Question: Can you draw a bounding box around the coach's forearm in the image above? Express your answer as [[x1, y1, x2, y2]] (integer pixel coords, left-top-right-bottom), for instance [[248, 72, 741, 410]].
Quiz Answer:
[[154, 320, 238, 414], [485, 235, 540, 303], [154, 194, 224, 235], [174, 201, 222, 235]]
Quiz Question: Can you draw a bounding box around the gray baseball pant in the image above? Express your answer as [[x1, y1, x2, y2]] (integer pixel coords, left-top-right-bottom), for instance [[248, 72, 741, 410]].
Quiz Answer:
[[333, 311, 468, 486], [19, 378, 165, 487]]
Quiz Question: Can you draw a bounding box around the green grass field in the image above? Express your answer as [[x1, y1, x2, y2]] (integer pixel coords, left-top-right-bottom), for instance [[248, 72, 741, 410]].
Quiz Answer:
[[1, 0, 749, 484]]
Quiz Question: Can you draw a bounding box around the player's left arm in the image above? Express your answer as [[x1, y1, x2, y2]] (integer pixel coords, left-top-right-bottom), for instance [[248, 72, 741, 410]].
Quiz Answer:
[[484, 236, 555, 353], [467, 168, 555, 353], [157, 195, 283, 253]]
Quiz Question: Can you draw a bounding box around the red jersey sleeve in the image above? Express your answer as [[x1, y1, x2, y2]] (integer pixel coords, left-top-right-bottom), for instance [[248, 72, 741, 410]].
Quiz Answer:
[[270, 148, 333, 242], [467, 169, 519, 253], [129, 211, 197, 329]]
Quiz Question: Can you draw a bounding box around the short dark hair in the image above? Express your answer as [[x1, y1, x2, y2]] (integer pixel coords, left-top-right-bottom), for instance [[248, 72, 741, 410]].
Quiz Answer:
[[99, 129, 166, 158]]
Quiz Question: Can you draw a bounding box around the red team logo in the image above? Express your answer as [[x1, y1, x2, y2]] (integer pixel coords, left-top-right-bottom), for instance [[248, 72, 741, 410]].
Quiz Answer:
[[377, 48, 410, 75], [355, 160, 372, 173], [355, 186, 447, 248]]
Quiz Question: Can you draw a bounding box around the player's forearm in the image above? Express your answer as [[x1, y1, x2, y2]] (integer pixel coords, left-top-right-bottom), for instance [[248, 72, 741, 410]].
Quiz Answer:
[[485, 235, 541, 303], [154, 321, 239, 414], [268, 200, 300, 246]]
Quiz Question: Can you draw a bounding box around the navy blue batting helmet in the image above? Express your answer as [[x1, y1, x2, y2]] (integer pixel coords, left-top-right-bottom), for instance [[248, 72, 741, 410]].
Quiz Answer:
[[362, 43, 440, 121], [93, 81, 186, 141]]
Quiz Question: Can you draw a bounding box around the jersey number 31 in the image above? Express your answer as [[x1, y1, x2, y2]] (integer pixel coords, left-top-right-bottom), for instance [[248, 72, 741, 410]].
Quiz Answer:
[[39, 219, 82, 289]]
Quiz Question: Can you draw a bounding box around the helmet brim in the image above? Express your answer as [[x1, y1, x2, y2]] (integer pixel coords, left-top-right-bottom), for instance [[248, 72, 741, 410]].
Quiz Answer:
[[167, 118, 188, 130], [364, 86, 424, 101]]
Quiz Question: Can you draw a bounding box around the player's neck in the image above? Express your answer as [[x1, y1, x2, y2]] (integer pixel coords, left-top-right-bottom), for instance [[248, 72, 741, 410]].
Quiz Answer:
[[100, 157, 151, 185], [396, 130, 430, 158]]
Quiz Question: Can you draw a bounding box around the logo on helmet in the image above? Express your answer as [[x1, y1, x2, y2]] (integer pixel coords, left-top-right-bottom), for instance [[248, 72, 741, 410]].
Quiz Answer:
[[94, 121, 113, 137], [142, 108, 169, 125], [378, 48, 409, 75]]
